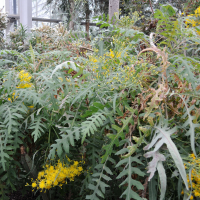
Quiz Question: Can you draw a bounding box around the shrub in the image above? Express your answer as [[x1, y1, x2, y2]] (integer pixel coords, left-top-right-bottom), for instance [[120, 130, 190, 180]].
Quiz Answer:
[[0, 4, 200, 200]]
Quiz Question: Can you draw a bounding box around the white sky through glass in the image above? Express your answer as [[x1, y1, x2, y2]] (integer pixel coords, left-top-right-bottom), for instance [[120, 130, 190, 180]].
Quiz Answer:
[[0, 1, 5, 11]]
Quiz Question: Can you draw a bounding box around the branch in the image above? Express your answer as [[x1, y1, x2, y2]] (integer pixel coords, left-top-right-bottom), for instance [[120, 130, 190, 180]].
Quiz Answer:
[[149, 0, 154, 14]]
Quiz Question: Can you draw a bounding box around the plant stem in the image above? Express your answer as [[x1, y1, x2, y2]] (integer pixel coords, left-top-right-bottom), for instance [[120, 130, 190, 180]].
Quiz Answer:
[[149, 0, 154, 14]]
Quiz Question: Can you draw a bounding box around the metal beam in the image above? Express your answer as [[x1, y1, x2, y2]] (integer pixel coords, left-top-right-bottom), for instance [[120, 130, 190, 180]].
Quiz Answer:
[[7, 15, 101, 26], [7, 14, 20, 19], [32, 17, 61, 23]]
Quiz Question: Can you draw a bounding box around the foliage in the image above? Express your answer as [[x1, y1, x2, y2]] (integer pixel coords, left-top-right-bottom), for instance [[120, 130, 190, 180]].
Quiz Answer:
[[0, 9, 7, 48], [185, 6, 200, 35], [1, 3, 200, 200], [184, 153, 200, 199]]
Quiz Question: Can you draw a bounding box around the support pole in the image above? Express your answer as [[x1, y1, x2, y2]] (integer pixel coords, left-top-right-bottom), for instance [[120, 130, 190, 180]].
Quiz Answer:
[[13, 0, 17, 14], [19, 0, 32, 30], [5, 0, 12, 35], [13, 0, 17, 26], [109, 0, 119, 24], [17, 0, 20, 25]]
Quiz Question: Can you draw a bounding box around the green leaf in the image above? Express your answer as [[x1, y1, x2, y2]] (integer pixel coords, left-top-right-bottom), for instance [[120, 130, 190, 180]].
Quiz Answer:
[[81, 112, 107, 143], [163, 5, 176, 16], [71, 83, 97, 105], [29, 117, 46, 142], [144, 118, 188, 190], [157, 161, 166, 200], [87, 157, 112, 200], [180, 96, 199, 156], [102, 111, 136, 163], [149, 175, 157, 200], [49, 127, 81, 159], [116, 153, 145, 200], [21, 153, 38, 179]]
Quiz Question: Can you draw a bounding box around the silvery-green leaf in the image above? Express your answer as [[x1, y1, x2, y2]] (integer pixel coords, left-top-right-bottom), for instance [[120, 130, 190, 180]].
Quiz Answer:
[[144, 150, 165, 181], [157, 161, 166, 200]]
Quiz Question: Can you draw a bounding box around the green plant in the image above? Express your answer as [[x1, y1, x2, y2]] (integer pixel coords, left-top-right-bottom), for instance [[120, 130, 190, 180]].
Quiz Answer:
[[0, 4, 200, 200]]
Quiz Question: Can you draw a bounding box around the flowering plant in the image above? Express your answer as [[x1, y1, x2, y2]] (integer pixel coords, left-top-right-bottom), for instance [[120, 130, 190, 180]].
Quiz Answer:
[[185, 6, 200, 35], [30, 158, 83, 191], [1, 4, 200, 200]]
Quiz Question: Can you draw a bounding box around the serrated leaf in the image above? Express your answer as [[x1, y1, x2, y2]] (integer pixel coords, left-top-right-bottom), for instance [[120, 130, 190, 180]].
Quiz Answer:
[[116, 155, 145, 200], [81, 112, 107, 143], [104, 166, 113, 175], [144, 151, 165, 181], [102, 112, 135, 163], [72, 83, 97, 105], [180, 96, 199, 156], [144, 118, 188, 190]]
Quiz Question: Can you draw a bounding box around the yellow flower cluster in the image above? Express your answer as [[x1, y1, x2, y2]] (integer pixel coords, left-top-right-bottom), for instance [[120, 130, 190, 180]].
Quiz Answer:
[[8, 92, 17, 102], [17, 70, 33, 89], [8, 70, 33, 102], [183, 153, 200, 199], [90, 51, 158, 90], [185, 6, 200, 35], [106, 49, 121, 59], [87, 33, 159, 91], [109, 49, 115, 58], [30, 159, 83, 191]]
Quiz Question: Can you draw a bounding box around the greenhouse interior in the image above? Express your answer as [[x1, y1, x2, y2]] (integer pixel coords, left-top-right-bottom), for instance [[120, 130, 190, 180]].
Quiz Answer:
[[1, 0, 200, 200]]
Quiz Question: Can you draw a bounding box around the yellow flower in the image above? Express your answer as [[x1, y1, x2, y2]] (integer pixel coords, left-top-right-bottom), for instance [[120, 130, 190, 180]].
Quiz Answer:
[[191, 153, 196, 159], [194, 190, 200, 197], [38, 171, 45, 179], [181, 190, 184, 195], [39, 180, 46, 189], [30, 157, 83, 191], [32, 182, 37, 188], [116, 52, 121, 58], [8, 92, 18, 102], [186, 6, 200, 35], [109, 49, 114, 58], [17, 70, 33, 89]]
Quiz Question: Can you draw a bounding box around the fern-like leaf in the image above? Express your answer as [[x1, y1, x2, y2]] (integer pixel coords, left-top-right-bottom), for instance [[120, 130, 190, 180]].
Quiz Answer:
[[116, 149, 145, 200], [49, 127, 81, 159], [0, 104, 23, 134], [102, 110, 136, 163], [86, 163, 112, 200], [81, 112, 107, 143], [171, 55, 197, 91], [71, 82, 97, 105], [0, 135, 13, 170], [29, 117, 46, 142], [15, 89, 43, 105], [179, 96, 199, 156]]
